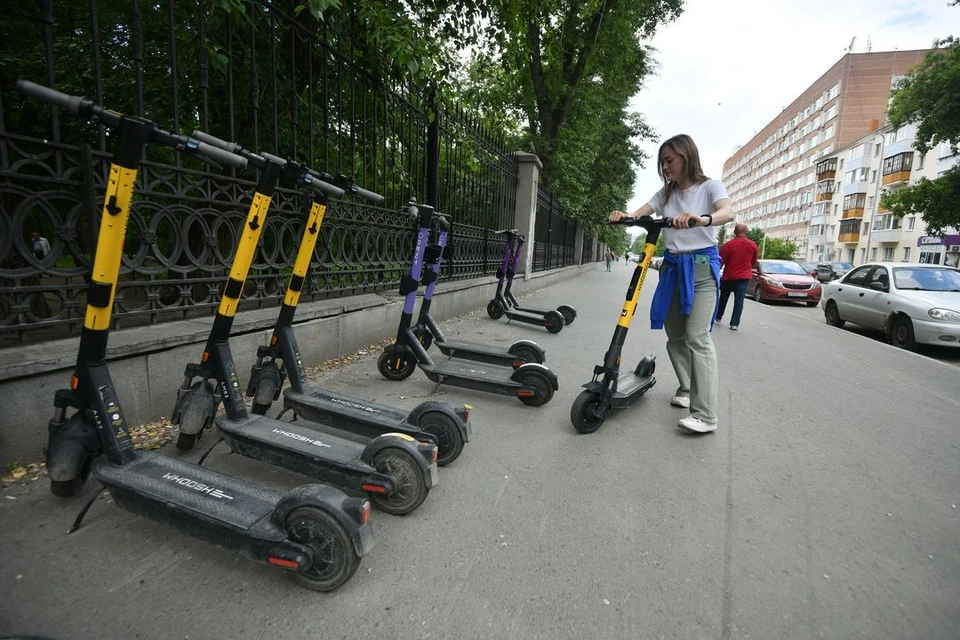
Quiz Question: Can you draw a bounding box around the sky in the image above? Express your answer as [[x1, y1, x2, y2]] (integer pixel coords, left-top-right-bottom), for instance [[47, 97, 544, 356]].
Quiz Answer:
[[624, 0, 960, 215]]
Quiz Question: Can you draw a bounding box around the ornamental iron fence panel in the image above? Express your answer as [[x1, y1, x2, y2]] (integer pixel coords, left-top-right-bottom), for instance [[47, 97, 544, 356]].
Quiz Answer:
[[533, 188, 577, 272], [0, 0, 520, 345]]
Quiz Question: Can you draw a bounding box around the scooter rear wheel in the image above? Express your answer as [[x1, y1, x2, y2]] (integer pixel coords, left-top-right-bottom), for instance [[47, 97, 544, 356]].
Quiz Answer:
[[417, 411, 464, 466], [510, 343, 544, 365], [571, 390, 607, 434], [284, 506, 359, 591], [557, 305, 577, 325], [516, 370, 554, 406], [487, 300, 505, 320], [377, 348, 416, 381], [370, 448, 429, 515], [544, 310, 564, 334]]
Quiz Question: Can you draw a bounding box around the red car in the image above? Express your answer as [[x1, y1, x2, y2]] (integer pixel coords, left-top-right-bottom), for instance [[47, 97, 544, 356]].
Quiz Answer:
[[748, 259, 822, 307]]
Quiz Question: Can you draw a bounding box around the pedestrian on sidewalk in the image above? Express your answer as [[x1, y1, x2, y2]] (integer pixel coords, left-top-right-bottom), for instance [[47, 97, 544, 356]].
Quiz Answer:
[[604, 247, 613, 272], [608, 134, 735, 434], [715, 222, 758, 331]]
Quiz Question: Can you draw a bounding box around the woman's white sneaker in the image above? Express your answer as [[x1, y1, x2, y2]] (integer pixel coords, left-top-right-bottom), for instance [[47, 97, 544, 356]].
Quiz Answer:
[[670, 395, 690, 408], [678, 415, 717, 433]]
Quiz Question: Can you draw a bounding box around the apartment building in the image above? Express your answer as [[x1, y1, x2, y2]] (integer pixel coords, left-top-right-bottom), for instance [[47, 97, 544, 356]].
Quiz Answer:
[[721, 50, 933, 258]]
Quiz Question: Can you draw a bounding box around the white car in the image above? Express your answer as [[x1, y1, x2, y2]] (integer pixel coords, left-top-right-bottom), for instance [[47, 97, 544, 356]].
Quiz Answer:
[[820, 262, 960, 349]]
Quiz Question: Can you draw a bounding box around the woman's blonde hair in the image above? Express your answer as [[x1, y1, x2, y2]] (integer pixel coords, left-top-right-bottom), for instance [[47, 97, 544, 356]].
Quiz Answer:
[[658, 134, 709, 205]]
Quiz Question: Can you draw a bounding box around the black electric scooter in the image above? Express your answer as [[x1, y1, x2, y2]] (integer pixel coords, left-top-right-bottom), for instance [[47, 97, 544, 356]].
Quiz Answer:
[[231, 155, 472, 467], [377, 203, 558, 406], [20, 80, 373, 591], [171, 137, 438, 515], [412, 213, 546, 366], [486, 230, 575, 332], [571, 217, 692, 433]]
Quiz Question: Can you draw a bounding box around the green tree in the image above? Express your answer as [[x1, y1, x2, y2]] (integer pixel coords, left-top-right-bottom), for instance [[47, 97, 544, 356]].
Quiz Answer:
[[881, 29, 960, 236]]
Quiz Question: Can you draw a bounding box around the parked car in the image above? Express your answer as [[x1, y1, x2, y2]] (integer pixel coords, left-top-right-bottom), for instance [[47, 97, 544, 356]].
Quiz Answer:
[[797, 261, 819, 278], [821, 262, 960, 350], [748, 259, 822, 306], [815, 261, 854, 283]]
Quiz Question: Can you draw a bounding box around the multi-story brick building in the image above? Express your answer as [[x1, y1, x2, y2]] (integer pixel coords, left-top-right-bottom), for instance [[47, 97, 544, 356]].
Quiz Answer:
[[721, 49, 934, 259]]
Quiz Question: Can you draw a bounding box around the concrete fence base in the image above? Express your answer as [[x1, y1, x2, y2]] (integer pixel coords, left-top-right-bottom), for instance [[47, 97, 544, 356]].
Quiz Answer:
[[0, 264, 593, 467]]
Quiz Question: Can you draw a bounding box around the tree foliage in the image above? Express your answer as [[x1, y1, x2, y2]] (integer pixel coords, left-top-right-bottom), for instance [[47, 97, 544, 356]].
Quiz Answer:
[[743, 228, 798, 260], [883, 29, 960, 235]]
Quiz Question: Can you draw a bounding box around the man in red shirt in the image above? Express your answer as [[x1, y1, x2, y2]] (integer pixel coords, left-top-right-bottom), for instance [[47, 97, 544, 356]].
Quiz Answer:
[[715, 223, 758, 330]]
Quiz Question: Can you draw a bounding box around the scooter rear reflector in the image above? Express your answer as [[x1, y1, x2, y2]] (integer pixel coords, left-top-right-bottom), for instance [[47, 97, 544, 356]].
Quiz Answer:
[[517, 391, 534, 397], [360, 501, 371, 524], [361, 483, 389, 494], [70, 375, 79, 390], [268, 557, 299, 569]]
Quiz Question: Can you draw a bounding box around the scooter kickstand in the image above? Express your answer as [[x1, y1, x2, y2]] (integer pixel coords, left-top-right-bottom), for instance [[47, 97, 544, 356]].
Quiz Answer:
[[69, 485, 106, 534], [197, 438, 225, 466]]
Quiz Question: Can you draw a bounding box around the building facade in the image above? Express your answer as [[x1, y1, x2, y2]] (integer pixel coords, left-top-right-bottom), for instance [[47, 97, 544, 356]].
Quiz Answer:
[[721, 50, 934, 259]]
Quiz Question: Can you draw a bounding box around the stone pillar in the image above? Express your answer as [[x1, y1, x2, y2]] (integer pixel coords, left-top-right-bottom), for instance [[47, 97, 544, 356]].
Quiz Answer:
[[511, 152, 542, 280], [574, 225, 585, 265]]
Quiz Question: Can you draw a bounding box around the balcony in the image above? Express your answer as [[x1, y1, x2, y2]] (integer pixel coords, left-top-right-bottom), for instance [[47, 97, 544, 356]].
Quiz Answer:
[[838, 218, 862, 244], [870, 227, 903, 244], [816, 159, 837, 180], [815, 191, 834, 202], [882, 170, 911, 186]]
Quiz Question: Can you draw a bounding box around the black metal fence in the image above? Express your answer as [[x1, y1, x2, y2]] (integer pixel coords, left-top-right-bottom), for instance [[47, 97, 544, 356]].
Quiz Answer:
[[533, 189, 577, 271], [0, 0, 578, 346]]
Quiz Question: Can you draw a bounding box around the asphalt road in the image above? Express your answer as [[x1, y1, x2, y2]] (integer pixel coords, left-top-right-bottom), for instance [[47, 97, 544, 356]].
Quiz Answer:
[[2, 265, 959, 640]]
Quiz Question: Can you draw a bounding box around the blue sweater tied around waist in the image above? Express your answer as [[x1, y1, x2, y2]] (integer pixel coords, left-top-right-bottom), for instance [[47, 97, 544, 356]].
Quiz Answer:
[[649, 246, 721, 330]]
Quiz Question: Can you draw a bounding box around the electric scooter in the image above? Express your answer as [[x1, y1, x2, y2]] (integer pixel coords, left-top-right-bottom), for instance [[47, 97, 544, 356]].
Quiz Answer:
[[19, 80, 373, 591], [412, 213, 547, 366], [486, 230, 576, 332], [377, 203, 558, 406], [571, 216, 692, 434], [228, 152, 473, 467], [171, 136, 438, 515]]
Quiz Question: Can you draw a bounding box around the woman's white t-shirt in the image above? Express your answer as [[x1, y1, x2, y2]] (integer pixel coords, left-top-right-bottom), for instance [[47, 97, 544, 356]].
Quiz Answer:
[[645, 179, 729, 253]]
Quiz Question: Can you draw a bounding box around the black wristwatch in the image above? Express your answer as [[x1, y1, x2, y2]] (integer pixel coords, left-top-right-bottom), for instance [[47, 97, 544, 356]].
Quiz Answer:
[[703, 214, 713, 227]]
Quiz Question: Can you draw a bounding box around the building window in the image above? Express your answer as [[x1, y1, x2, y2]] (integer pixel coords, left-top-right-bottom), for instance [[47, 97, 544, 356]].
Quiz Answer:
[[883, 152, 914, 175], [903, 247, 911, 261], [917, 153, 924, 170], [907, 216, 916, 230], [871, 247, 878, 261], [883, 247, 895, 261]]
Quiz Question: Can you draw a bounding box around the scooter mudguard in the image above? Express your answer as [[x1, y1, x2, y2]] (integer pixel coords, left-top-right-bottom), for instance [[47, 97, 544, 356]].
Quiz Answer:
[[406, 400, 472, 443], [270, 484, 376, 557], [46, 414, 100, 482], [510, 363, 559, 390], [507, 339, 546, 361]]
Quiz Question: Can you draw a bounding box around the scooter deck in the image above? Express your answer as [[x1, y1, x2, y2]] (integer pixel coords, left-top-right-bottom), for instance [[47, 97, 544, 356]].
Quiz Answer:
[[610, 372, 656, 409], [436, 338, 516, 360], [217, 414, 366, 468], [421, 359, 516, 382], [92, 451, 281, 532], [283, 387, 411, 433]]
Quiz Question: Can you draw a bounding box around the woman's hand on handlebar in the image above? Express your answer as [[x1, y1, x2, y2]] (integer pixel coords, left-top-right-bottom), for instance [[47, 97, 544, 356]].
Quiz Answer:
[[608, 210, 630, 223], [671, 212, 705, 229]]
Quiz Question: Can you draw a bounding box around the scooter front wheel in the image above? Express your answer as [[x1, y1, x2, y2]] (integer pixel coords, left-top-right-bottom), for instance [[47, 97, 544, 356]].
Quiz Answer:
[[377, 347, 416, 381], [370, 448, 429, 515], [557, 305, 577, 325], [417, 410, 465, 466], [510, 343, 544, 365], [571, 390, 608, 434], [516, 370, 554, 406], [251, 378, 278, 416], [487, 300, 505, 320], [544, 310, 564, 334], [284, 506, 360, 591]]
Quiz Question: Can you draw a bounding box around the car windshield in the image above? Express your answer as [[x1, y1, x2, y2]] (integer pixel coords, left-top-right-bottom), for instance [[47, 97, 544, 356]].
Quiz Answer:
[[762, 261, 807, 275], [833, 262, 854, 270], [893, 267, 960, 291]]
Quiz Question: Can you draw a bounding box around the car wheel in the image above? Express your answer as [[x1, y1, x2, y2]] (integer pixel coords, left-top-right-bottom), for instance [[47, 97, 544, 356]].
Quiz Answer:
[[890, 315, 917, 351], [824, 301, 845, 328], [754, 284, 765, 304]]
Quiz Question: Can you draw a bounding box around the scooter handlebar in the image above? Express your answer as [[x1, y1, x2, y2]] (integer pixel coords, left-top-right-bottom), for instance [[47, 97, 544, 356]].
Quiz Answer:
[[16, 79, 86, 115], [348, 184, 385, 204], [191, 129, 242, 155], [302, 172, 345, 198], [194, 140, 248, 169], [608, 216, 697, 228]]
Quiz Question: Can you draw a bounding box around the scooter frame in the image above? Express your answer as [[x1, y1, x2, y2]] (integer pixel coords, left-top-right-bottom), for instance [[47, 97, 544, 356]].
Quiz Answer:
[[412, 214, 546, 366], [571, 217, 691, 433], [486, 231, 573, 333], [241, 170, 473, 466], [21, 80, 373, 592], [377, 203, 558, 406], [171, 134, 438, 515]]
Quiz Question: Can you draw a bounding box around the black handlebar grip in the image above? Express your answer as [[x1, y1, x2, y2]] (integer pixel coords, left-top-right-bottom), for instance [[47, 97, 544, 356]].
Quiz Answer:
[[260, 151, 287, 166], [16, 79, 85, 115], [195, 141, 247, 169], [351, 185, 385, 204], [303, 173, 345, 198], [191, 130, 242, 155]]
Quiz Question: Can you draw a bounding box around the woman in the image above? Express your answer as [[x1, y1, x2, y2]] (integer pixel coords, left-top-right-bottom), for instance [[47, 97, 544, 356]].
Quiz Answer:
[[609, 134, 735, 433]]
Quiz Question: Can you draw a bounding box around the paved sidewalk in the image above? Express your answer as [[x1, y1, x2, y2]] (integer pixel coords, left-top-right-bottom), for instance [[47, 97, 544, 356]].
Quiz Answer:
[[2, 266, 959, 639]]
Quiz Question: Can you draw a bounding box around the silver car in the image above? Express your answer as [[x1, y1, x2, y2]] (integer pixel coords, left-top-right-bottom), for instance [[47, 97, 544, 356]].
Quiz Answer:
[[821, 262, 960, 350]]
